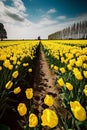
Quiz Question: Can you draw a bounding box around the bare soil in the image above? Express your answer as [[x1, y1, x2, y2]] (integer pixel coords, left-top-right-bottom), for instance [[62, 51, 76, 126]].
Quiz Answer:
[[33, 44, 62, 130]]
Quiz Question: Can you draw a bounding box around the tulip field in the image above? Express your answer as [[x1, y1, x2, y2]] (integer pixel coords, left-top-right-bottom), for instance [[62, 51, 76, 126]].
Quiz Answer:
[[0, 40, 87, 130]]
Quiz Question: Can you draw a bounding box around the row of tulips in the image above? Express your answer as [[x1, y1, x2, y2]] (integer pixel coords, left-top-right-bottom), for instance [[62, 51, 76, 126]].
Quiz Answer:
[[42, 40, 87, 129], [0, 41, 39, 129], [0, 40, 61, 130], [45, 40, 87, 47]]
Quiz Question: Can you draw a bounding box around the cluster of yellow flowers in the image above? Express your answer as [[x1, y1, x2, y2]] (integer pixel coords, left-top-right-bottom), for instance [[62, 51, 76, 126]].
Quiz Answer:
[[0, 40, 59, 129], [0, 41, 38, 70], [1, 40, 87, 129], [0, 40, 39, 129], [42, 40, 87, 88], [42, 40, 87, 124], [73, 68, 83, 80], [17, 93, 58, 128]]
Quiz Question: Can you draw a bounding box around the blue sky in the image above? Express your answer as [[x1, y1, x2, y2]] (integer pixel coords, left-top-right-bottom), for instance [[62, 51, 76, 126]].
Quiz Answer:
[[0, 0, 87, 39]]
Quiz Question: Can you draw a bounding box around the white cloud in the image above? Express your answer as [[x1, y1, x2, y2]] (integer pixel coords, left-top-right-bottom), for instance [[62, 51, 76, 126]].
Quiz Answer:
[[47, 8, 57, 14], [38, 8, 58, 27], [38, 17, 58, 27], [0, 0, 30, 24], [3, 13, 87, 39], [57, 16, 66, 20], [12, 0, 26, 12], [0, 1, 5, 11], [0, 0, 87, 39], [0, 1, 34, 39]]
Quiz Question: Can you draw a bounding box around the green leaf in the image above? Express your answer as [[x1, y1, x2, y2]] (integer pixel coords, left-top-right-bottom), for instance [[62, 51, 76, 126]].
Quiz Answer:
[[0, 124, 10, 130], [57, 113, 66, 129]]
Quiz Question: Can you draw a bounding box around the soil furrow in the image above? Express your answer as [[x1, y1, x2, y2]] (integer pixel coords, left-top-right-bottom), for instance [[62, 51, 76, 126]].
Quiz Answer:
[[33, 44, 60, 130]]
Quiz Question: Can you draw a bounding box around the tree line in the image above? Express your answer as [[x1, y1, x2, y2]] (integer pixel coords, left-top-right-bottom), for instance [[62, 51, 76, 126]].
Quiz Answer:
[[48, 21, 87, 40], [0, 23, 7, 41]]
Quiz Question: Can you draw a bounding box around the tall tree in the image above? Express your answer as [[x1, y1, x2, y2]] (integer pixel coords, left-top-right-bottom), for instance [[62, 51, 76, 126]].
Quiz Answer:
[[0, 23, 7, 41]]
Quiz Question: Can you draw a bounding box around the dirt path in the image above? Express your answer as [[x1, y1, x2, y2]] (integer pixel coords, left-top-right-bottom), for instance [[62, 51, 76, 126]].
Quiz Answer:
[[33, 44, 60, 129]]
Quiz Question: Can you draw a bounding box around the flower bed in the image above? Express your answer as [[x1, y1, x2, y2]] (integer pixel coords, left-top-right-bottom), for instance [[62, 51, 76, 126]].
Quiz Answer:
[[42, 40, 87, 130]]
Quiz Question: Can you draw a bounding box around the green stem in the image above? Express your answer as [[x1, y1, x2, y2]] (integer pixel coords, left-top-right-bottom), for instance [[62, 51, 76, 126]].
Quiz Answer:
[[53, 105, 65, 130], [24, 115, 28, 126], [58, 124, 63, 130]]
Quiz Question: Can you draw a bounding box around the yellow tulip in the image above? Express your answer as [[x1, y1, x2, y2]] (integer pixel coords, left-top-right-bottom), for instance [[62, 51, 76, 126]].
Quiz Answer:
[[66, 82, 73, 91], [69, 59, 75, 66], [29, 113, 38, 127], [54, 66, 58, 71], [0, 66, 2, 71], [70, 101, 86, 121], [83, 63, 87, 70], [23, 63, 29, 67], [74, 72, 83, 80], [83, 71, 87, 78], [75, 59, 83, 67], [25, 88, 33, 99], [50, 64, 54, 69], [44, 95, 54, 107], [60, 67, 66, 73], [8, 64, 13, 70], [13, 86, 21, 94], [28, 68, 32, 72], [17, 61, 21, 65], [83, 85, 87, 96], [67, 64, 72, 70], [41, 108, 58, 128], [3, 59, 11, 68], [57, 78, 64, 87], [5, 81, 13, 89], [12, 70, 19, 78], [73, 68, 83, 80], [17, 103, 27, 116]]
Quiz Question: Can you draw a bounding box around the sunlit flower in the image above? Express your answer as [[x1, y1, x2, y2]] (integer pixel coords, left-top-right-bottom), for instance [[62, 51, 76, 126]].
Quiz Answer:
[[57, 78, 64, 87], [17, 103, 27, 116], [0, 55, 6, 61], [83, 63, 87, 70], [3, 59, 13, 70], [13, 86, 21, 94], [44, 95, 54, 107], [17, 61, 21, 65], [25, 88, 33, 99], [41, 108, 58, 128], [69, 59, 75, 66], [3, 59, 10, 68], [0, 66, 2, 71], [70, 101, 86, 121], [50, 64, 54, 69], [83, 71, 87, 78], [8, 64, 13, 70], [66, 82, 73, 91], [5, 80, 13, 89], [29, 113, 38, 127], [83, 85, 87, 96], [60, 67, 66, 73], [28, 68, 32, 72], [61, 57, 65, 63], [54, 66, 58, 71], [67, 64, 72, 70], [23, 63, 29, 67], [12, 70, 19, 78], [73, 68, 83, 80], [75, 59, 83, 67]]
